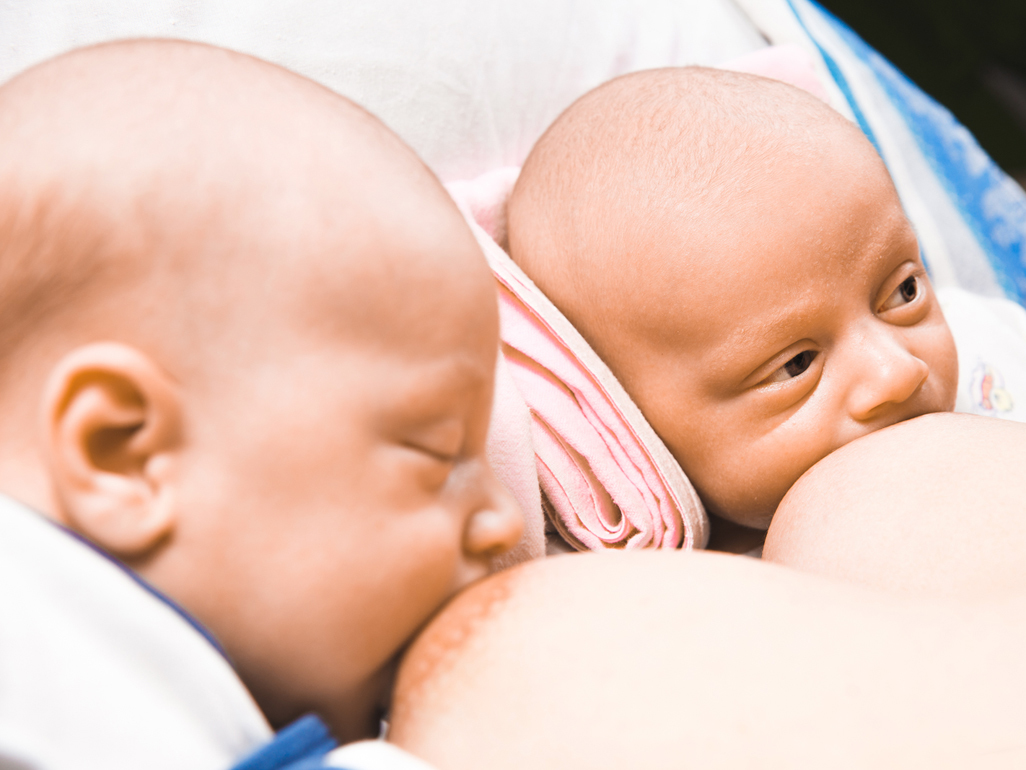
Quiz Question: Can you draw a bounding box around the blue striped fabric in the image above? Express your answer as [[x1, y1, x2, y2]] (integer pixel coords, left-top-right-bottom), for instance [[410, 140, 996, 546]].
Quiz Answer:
[[231, 714, 340, 770], [787, 0, 1026, 305]]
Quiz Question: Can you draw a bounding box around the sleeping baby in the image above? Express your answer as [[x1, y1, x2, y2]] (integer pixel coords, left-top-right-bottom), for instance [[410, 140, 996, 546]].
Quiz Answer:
[[505, 65, 959, 533], [0, 39, 524, 769]]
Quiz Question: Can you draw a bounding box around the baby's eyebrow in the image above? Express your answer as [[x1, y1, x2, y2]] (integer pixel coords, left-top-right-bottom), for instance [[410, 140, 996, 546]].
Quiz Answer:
[[725, 309, 817, 355], [701, 306, 822, 385]]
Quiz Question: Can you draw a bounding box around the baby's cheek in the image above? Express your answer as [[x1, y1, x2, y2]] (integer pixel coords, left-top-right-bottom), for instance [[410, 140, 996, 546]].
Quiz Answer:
[[932, 327, 960, 413], [665, 414, 796, 527], [729, 432, 839, 529], [692, 457, 780, 529], [924, 309, 959, 412]]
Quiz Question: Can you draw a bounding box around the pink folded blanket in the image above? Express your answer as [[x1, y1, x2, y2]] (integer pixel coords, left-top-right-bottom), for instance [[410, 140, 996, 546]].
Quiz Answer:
[[448, 169, 708, 551], [450, 45, 829, 551]]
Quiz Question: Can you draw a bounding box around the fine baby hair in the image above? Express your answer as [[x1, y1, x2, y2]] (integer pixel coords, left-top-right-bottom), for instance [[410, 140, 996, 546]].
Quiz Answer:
[[0, 38, 522, 766]]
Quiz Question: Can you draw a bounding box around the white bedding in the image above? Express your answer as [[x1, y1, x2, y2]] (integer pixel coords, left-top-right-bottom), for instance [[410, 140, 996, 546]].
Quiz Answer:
[[0, 0, 766, 181]]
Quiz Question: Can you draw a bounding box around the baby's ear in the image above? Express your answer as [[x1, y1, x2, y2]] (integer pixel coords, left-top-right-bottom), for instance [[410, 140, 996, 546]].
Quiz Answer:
[[42, 342, 182, 559]]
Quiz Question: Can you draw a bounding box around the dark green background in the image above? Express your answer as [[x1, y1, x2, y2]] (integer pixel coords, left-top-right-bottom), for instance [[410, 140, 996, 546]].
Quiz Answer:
[[817, 0, 1026, 185]]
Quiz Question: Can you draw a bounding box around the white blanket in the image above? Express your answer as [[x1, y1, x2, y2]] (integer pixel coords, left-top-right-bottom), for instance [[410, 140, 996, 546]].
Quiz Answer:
[[940, 287, 1026, 422], [0, 495, 269, 769], [0, 495, 433, 770]]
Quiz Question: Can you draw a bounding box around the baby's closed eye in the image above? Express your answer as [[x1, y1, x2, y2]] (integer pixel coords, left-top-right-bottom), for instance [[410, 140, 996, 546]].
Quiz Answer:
[[393, 443, 459, 492], [385, 416, 468, 489], [399, 417, 466, 462]]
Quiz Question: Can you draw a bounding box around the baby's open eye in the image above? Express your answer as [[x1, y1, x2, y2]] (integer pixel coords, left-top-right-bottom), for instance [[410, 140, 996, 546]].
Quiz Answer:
[[880, 275, 919, 311], [764, 350, 818, 384]]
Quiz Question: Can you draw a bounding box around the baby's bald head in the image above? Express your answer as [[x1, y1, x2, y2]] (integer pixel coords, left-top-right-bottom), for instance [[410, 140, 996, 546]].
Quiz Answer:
[[0, 40, 466, 375], [0, 39, 493, 509], [508, 67, 954, 528], [508, 66, 862, 375]]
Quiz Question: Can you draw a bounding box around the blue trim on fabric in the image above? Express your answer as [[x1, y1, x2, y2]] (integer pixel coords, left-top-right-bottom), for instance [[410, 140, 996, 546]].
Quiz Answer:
[[37, 511, 229, 659], [231, 714, 340, 770], [783, 0, 881, 156], [268, 761, 335, 770], [828, 19, 1026, 304], [790, 0, 1026, 305]]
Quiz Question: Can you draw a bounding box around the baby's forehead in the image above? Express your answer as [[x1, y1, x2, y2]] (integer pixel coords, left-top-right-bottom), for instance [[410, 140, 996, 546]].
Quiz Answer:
[[0, 41, 495, 375], [513, 69, 862, 269], [605, 158, 912, 355]]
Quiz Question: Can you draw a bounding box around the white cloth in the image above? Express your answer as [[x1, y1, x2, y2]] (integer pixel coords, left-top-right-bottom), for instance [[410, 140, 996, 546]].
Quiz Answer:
[[0, 0, 764, 183], [0, 495, 271, 769], [0, 495, 435, 770], [939, 286, 1026, 422], [328, 741, 438, 770]]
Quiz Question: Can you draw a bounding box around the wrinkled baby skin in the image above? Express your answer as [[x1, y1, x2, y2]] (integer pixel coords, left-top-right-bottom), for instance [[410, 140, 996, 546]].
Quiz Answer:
[[508, 68, 958, 528], [0, 41, 522, 741]]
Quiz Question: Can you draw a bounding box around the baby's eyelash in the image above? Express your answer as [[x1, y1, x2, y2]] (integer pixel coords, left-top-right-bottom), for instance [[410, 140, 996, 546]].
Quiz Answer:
[[880, 274, 923, 312], [407, 443, 459, 464], [764, 350, 818, 384]]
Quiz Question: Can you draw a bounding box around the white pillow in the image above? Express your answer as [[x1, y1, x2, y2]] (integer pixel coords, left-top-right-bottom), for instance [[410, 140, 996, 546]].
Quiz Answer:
[[0, 0, 765, 180]]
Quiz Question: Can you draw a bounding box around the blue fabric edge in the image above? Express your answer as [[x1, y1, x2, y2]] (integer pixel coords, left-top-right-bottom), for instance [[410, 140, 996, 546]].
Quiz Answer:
[[785, 0, 1026, 306], [230, 714, 340, 770], [33, 508, 231, 659]]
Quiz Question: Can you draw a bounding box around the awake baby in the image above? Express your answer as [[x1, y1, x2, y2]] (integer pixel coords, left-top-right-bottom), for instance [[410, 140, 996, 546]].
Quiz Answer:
[[506, 65, 958, 532]]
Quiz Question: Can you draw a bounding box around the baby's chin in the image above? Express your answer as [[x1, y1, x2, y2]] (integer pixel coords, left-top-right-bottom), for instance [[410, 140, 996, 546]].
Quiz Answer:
[[313, 664, 396, 743]]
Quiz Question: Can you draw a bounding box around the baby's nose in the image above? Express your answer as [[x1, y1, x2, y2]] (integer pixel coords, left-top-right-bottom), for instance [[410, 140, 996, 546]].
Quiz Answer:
[[463, 467, 525, 559], [847, 330, 929, 421]]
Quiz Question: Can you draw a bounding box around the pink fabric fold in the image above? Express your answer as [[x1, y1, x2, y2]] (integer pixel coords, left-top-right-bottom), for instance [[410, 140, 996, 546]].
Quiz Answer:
[[499, 298, 694, 549], [448, 168, 708, 551]]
